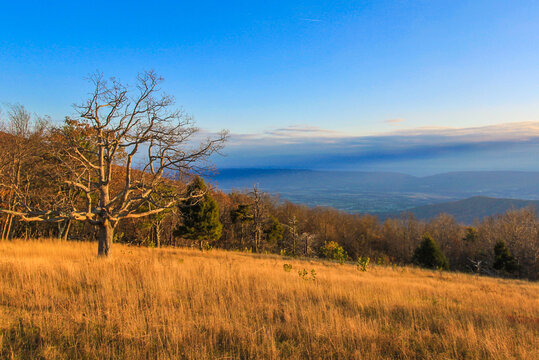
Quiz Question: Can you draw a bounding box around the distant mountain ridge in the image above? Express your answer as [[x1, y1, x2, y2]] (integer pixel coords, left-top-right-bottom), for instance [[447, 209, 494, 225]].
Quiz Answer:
[[383, 196, 539, 224], [212, 168, 539, 196]]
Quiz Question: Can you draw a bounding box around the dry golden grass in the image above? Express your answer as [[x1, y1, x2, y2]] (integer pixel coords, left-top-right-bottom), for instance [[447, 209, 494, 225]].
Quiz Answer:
[[0, 240, 537, 359]]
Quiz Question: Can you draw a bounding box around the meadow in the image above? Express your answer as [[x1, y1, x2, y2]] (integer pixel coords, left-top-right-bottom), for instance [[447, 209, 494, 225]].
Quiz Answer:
[[0, 240, 537, 359]]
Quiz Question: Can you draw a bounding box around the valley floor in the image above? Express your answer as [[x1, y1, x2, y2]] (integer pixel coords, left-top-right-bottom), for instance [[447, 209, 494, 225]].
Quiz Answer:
[[0, 240, 537, 359]]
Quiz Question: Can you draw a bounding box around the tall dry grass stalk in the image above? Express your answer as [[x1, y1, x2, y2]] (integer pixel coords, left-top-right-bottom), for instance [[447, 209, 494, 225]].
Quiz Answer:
[[0, 239, 537, 359]]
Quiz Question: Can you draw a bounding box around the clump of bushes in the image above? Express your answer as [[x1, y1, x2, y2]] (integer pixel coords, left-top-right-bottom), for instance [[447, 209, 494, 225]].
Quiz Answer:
[[320, 241, 348, 264], [298, 269, 317, 281], [412, 233, 449, 270]]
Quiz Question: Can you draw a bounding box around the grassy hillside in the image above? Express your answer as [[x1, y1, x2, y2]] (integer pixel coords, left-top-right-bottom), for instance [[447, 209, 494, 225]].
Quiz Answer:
[[0, 240, 538, 359]]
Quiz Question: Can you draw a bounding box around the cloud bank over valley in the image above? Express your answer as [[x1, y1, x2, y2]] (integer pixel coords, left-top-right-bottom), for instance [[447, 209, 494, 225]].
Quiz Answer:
[[211, 121, 539, 175]]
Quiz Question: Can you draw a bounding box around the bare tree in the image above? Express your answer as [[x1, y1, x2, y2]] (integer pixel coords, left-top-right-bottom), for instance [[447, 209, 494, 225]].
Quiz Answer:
[[287, 215, 299, 256], [0, 71, 227, 256], [0, 105, 50, 240], [250, 185, 265, 253]]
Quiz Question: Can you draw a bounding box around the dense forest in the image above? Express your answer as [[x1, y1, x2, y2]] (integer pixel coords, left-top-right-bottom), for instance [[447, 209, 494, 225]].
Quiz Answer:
[[0, 74, 538, 280]]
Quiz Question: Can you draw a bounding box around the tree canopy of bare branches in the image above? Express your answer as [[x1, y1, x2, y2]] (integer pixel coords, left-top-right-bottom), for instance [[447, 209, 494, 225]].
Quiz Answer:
[[0, 71, 228, 256]]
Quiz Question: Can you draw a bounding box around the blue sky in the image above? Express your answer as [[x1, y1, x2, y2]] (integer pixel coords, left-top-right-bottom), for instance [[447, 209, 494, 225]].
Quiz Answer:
[[1, 1, 538, 174]]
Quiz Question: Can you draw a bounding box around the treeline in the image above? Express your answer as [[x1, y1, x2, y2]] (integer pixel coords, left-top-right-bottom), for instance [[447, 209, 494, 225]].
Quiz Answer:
[[0, 104, 538, 280], [183, 185, 538, 280]]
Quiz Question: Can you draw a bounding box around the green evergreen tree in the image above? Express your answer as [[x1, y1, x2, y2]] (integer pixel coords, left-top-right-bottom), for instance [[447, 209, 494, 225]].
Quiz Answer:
[[230, 204, 252, 249], [175, 176, 222, 249], [412, 233, 449, 270], [493, 241, 519, 274], [264, 216, 284, 251]]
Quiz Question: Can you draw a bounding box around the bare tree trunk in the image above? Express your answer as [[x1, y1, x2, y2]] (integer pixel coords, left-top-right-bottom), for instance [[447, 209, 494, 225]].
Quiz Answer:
[[155, 222, 161, 248], [254, 230, 261, 253], [251, 186, 264, 253], [240, 223, 245, 249], [2, 191, 14, 240], [1, 216, 7, 241], [3, 215, 13, 241], [61, 219, 71, 241], [98, 220, 114, 256]]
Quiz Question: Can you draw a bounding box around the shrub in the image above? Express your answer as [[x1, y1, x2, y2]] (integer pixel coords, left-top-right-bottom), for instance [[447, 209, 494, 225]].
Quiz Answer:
[[297, 268, 316, 281], [283, 263, 292, 272], [375, 255, 391, 266], [412, 233, 449, 270], [319, 241, 348, 264], [201, 241, 213, 251], [357, 256, 370, 271]]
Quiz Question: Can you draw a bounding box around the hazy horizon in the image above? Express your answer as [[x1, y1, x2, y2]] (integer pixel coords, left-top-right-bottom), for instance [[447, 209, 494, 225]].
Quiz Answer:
[[213, 167, 539, 177]]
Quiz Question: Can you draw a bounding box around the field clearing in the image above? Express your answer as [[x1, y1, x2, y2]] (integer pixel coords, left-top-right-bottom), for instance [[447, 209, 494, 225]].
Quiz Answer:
[[0, 240, 537, 359]]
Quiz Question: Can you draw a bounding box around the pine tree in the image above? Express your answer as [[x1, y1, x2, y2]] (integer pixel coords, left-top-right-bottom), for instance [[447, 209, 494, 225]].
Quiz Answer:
[[412, 233, 449, 270], [265, 216, 284, 251], [231, 204, 252, 249], [493, 241, 519, 274], [176, 176, 222, 249]]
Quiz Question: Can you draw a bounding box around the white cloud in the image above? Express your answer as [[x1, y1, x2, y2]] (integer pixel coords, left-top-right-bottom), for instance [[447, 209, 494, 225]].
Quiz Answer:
[[384, 121, 539, 142], [385, 118, 405, 125], [208, 121, 539, 172], [220, 121, 539, 147]]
